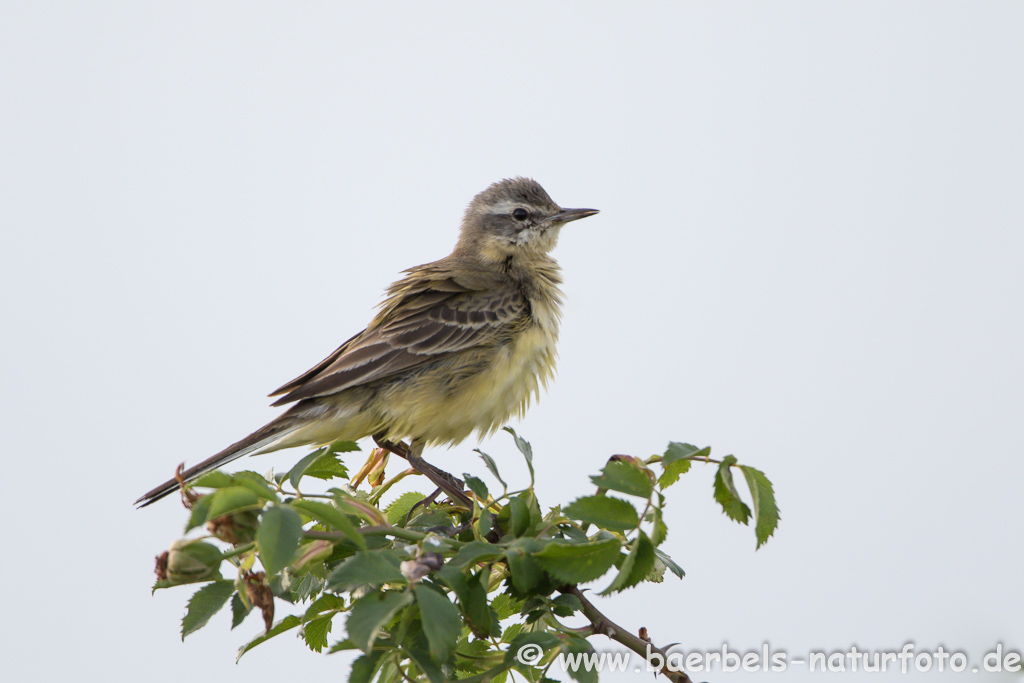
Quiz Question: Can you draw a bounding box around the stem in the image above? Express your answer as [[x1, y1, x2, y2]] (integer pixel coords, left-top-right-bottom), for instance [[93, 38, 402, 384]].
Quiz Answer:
[[565, 585, 692, 683], [304, 524, 462, 546], [220, 542, 255, 560]]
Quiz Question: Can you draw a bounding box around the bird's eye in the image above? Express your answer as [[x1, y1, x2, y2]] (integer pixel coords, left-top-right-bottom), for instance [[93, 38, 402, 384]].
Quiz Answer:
[[512, 208, 529, 221]]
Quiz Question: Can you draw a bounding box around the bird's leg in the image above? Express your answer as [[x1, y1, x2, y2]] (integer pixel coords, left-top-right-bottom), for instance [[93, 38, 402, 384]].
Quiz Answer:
[[373, 436, 472, 509]]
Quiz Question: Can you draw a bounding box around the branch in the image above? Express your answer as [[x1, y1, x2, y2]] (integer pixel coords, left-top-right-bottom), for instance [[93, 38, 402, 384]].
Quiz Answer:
[[565, 585, 692, 683]]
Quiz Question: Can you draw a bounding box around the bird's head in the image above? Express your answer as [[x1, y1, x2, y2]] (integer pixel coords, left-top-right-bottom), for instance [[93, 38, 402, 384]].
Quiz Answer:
[[456, 177, 599, 263]]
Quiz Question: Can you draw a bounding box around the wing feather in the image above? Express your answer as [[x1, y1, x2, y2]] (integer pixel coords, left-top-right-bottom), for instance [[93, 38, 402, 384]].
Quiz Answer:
[[269, 268, 524, 406]]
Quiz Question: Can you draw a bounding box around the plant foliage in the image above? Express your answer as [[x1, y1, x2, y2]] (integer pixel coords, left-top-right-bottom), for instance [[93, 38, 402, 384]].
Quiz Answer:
[[150, 430, 779, 681]]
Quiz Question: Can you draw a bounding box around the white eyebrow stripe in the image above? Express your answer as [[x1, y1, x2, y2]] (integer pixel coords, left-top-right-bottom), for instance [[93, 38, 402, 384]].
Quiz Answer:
[[486, 200, 520, 214]]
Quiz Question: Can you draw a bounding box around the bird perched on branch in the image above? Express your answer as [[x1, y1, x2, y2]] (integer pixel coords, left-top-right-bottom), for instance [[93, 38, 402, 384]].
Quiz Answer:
[[136, 177, 598, 507]]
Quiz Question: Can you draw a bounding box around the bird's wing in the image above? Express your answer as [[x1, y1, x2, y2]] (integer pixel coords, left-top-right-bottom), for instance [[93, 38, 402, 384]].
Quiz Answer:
[[268, 269, 524, 406]]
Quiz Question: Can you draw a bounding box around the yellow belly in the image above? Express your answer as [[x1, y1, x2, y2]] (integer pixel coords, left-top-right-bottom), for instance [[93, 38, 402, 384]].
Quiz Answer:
[[375, 320, 558, 446]]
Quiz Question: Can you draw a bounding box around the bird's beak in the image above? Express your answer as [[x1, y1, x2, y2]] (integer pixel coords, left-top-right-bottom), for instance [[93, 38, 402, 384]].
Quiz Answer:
[[552, 207, 600, 224]]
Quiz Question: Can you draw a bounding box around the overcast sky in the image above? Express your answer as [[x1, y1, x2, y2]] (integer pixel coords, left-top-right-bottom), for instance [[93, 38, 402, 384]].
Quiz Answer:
[[2, 2, 1022, 681]]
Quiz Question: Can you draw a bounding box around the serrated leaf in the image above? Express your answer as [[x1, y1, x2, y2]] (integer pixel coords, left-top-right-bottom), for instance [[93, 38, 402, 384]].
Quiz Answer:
[[463, 474, 489, 502], [505, 631, 561, 665], [413, 583, 462, 663], [303, 454, 351, 482], [600, 531, 655, 594], [333, 493, 389, 526], [498, 496, 530, 537], [405, 630, 447, 683], [302, 614, 334, 653], [503, 427, 534, 484], [449, 541, 503, 569], [231, 471, 279, 500], [286, 448, 328, 489], [181, 580, 234, 639], [205, 486, 260, 519], [505, 538, 546, 593], [437, 565, 492, 638], [290, 499, 365, 549], [713, 455, 751, 525], [348, 650, 386, 683], [236, 615, 302, 661], [659, 443, 708, 488], [550, 593, 584, 617], [231, 592, 251, 629], [654, 547, 685, 578], [590, 461, 653, 498], [257, 505, 304, 575], [563, 495, 639, 532], [533, 538, 622, 584], [662, 442, 705, 465], [327, 549, 405, 591], [651, 505, 668, 546], [385, 491, 429, 525], [475, 450, 508, 491], [191, 471, 235, 489], [346, 590, 413, 653], [490, 593, 523, 620], [561, 636, 599, 683], [739, 465, 780, 548], [185, 494, 214, 532]]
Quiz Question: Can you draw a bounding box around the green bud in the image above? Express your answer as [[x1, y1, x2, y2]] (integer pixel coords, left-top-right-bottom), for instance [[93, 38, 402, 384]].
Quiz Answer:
[[291, 539, 333, 575], [165, 539, 224, 585]]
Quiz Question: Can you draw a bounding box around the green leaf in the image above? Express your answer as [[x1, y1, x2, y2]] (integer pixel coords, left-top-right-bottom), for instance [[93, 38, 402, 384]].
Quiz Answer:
[[302, 614, 334, 653], [490, 593, 524, 620], [346, 590, 413, 653], [713, 455, 751, 524], [654, 547, 685, 578], [563, 495, 639, 532], [463, 474, 489, 502], [327, 549, 405, 591], [590, 461, 653, 498], [498, 496, 530, 537], [561, 636, 599, 683], [503, 427, 534, 484], [505, 538, 546, 593], [659, 443, 708, 489], [505, 631, 561, 665], [405, 630, 447, 683], [231, 471, 279, 500], [413, 583, 462, 663], [184, 494, 214, 532], [236, 615, 302, 661], [662, 442, 705, 465], [290, 499, 365, 549], [739, 465, 780, 548], [286, 448, 328, 489], [257, 505, 304, 575], [651, 505, 668, 546], [600, 530, 656, 594], [437, 565, 492, 638], [348, 650, 386, 683], [550, 593, 584, 617], [181, 580, 234, 639], [533, 538, 622, 583], [230, 592, 251, 629], [449, 541, 503, 569], [475, 450, 508, 491], [205, 486, 260, 519], [385, 491, 429, 526], [191, 471, 235, 489]]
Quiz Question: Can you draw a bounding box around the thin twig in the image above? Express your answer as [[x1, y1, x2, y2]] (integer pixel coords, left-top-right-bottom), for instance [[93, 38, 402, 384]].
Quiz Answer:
[[565, 585, 692, 683]]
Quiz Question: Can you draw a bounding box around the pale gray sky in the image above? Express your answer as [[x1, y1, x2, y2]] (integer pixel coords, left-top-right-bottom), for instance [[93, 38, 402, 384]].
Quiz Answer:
[[2, 2, 1022, 681]]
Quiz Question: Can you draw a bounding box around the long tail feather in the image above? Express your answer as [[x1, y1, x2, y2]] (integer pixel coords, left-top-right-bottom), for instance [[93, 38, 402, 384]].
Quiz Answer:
[[134, 417, 300, 508]]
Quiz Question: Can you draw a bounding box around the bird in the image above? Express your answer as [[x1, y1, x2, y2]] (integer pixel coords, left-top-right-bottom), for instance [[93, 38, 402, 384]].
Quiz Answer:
[[136, 177, 598, 507]]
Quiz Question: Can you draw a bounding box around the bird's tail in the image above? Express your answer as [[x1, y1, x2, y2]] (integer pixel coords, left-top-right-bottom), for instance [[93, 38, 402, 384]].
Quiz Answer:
[[134, 416, 303, 508]]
